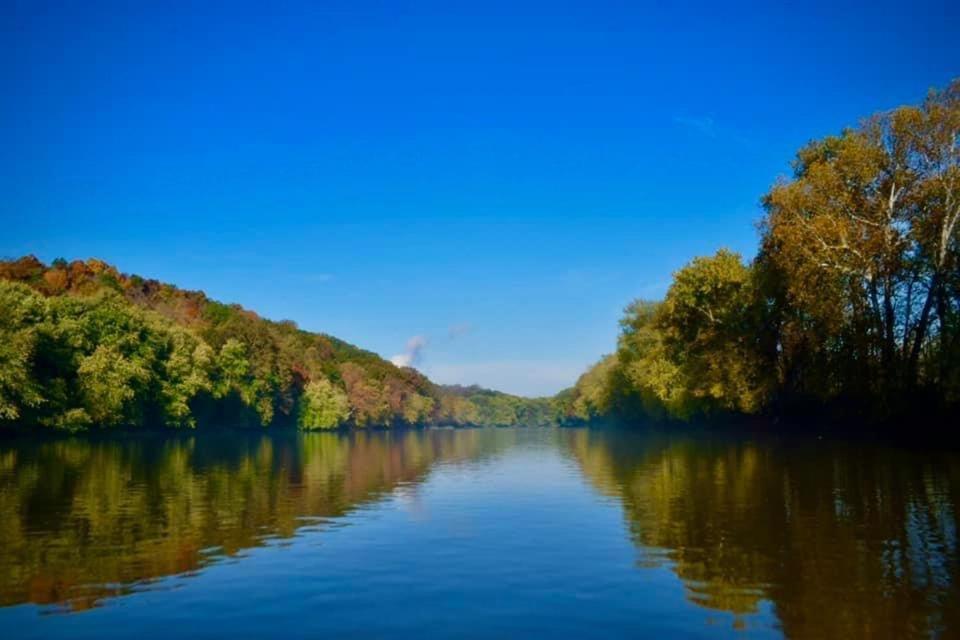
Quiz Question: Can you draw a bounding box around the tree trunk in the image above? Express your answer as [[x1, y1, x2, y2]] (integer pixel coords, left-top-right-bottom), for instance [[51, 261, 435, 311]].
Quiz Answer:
[[908, 272, 939, 388], [882, 278, 896, 386], [936, 277, 949, 389]]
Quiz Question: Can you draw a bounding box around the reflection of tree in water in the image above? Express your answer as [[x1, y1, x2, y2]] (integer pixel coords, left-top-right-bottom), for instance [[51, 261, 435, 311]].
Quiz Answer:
[[564, 429, 960, 639], [0, 429, 512, 612]]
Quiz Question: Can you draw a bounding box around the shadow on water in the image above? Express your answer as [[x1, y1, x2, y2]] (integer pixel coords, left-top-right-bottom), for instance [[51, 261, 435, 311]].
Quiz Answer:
[[561, 427, 960, 639], [0, 428, 514, 612]]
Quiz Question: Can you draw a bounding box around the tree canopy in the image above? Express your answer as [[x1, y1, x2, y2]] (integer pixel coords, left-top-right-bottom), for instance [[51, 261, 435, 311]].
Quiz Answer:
[[563, 79, 960, 425], [0, 257, 553, 431]]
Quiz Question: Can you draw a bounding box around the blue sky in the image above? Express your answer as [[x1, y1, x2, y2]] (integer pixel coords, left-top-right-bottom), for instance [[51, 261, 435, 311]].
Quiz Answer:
[[2, 1, 957, 396]]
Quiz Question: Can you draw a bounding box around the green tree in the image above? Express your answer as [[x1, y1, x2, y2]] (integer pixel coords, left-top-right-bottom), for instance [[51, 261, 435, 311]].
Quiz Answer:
[[213, 338, 274, 424], [570, 354, 619, 420], [297, 378, 350, 429], [657, 250, 768, 414], [158, 326, 214, 427], [43, 292, 162, 428], [617, 301, 691, 419], [76, 344, 151, 426], [0, 282, 46, 421]]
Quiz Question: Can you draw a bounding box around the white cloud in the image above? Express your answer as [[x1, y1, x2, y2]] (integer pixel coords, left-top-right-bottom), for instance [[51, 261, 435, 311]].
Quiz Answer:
[[390, 335, 428, 368]]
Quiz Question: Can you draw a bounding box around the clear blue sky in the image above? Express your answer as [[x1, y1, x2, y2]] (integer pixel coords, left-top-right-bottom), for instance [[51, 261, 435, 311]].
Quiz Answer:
[[2, 1, 957, 396]]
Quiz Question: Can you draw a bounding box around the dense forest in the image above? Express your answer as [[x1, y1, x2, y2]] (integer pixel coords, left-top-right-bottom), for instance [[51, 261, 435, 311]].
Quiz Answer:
[[563, 79, 960, 426], [0, 257, 555, 431]]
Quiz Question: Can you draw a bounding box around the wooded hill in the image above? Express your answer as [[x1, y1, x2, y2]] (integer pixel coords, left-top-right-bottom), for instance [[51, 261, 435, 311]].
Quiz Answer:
[[0, 256, 556, 431]]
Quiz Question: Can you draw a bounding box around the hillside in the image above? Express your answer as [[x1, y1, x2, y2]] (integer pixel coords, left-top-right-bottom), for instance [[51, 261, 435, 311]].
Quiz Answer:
[[0, 256, 557, 431]]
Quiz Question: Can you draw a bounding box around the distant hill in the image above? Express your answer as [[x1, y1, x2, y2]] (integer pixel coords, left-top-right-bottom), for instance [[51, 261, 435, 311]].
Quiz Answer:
[[0, 256, 557, 431]]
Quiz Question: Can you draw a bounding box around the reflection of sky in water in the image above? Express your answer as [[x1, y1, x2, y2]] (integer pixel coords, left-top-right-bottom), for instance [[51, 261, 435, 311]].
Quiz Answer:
[[1, 428, 958, 639]]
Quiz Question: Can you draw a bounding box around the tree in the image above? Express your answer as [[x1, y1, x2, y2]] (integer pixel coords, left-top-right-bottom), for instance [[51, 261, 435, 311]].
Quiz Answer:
[[0, 256, 552, 430], [658, 250, 768, 414], [760, 79, 960, 407], [617, 301, 691, 419], [213, 338, 274, 424], [158, 326, 214, 427], [0, 282, 45, 421], [76, 344, 151, 426], [297, 378, 350, 429], [570, 354, 620, 420], [895, 81, 960, 392]]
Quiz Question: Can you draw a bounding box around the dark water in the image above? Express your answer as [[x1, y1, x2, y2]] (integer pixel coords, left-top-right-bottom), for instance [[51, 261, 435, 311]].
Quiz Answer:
[[1, 428, 958, 639]]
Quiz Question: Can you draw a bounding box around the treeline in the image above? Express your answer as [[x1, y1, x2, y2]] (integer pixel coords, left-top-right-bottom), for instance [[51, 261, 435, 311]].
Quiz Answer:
[[4, 81, 956, 431], [564, 80, 960, 425], [0, 257, 555, 431]]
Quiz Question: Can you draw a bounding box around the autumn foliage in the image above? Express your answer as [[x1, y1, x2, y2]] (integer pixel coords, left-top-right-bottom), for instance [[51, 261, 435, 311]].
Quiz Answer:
[[0, 256, 552, 430], [565, 79, 960, 424]]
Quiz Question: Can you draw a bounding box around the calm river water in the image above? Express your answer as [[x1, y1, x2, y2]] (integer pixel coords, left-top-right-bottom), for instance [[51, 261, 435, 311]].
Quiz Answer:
[[0, 427, 958, 638]]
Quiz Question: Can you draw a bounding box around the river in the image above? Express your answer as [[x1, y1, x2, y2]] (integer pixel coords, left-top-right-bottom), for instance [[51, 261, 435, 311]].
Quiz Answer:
[[1, 427, 957, 638]]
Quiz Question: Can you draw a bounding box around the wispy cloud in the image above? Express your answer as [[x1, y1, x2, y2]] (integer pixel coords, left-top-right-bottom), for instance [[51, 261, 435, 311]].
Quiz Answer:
[[672, 114, 755, 147], [672, 114, 717, 137], [447, 322, 472, 339], [390, 335, 428, 368], [304, 273, 334, 283]]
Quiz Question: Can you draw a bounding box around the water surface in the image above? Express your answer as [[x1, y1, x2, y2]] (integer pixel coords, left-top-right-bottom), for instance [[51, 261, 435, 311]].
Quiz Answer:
[[0, 427, 958, 638]]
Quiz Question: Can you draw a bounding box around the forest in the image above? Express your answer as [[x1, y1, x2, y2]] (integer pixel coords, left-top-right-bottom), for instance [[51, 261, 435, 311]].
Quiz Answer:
[[563, 79, 960, 426], [0, 256, 555, 431], [2, 80, 958, 432]]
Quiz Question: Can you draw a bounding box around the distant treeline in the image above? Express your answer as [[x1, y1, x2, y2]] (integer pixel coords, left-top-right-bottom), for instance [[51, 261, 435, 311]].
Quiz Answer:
[[561, 79, 960, 425], [0, 257, 556, 431]]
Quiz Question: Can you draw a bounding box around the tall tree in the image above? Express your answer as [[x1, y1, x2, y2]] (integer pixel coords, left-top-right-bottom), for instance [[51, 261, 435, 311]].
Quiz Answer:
[[760, 79, 960, 405]]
